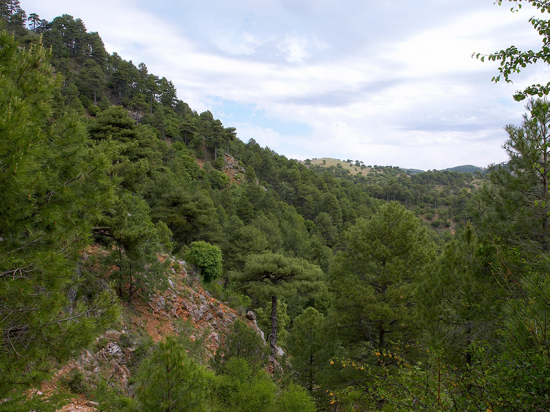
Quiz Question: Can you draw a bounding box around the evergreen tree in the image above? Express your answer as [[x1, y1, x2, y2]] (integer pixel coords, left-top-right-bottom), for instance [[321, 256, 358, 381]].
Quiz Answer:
[[98, 192, 169, 303], [0, 0, 26, 36], [0, 32, 117, 384], [213, 357, 277, 412], [222, 216, 269, 273], [330, 202, 435, 359], [212, 319, 269, 372], [136, 336, 211, 412], [417, 222, 503, 367], [286, 307, 337, 393], [236, 253, 324, 365], [480, 99, 550, 253]]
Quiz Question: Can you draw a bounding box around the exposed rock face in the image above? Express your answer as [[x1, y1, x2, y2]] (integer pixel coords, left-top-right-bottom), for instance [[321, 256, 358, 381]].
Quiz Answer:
[[32, 255, 266, 411], [106, 342, 123, 359], [223, 154, 246, 183], [137, 261, 265, 358]]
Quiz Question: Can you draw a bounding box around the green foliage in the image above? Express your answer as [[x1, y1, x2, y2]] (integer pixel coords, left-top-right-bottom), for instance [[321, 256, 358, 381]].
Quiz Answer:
[[186, 241, 223, 283], [63, 368, 89, 395], [274, 383, 317, 412], [99, 192, 170, 303], [477, 1, 550, 101], [136, 336, 212, 412], [330, 202, 436, 358], [237, 252, 325, 363], [222, 216, 269, 273], [286, 307, 337, 393], [417, 223, 503, 366], [208, 168, 229, 189], [212, 319, 269, 372], [0, 31, 118, 387], [256, 300, 291, 346], [5, 4, 544, 408], [213, 358, 277, 412], [0, 389, 71, 412], [478, 99, 550, 255]]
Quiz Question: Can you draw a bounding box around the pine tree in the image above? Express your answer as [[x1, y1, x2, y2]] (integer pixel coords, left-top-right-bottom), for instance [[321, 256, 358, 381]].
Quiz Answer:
[[0, 32, 117, 385], [330, 202, 435, 358], [286, 307, 337, 393], [136, 336, 211, 412], [480, 99, 550, 254], [99, 192, 169, 303], [417, 222, 503, 367], [236, 253, 324, 366]]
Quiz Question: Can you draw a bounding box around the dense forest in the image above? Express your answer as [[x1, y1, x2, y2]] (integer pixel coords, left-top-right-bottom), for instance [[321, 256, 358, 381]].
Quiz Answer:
[[2, 0, 550, 411]]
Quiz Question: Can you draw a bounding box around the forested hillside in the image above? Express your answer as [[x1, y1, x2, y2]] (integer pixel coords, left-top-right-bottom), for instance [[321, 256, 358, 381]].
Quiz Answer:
[[2, 1, 550, 411]]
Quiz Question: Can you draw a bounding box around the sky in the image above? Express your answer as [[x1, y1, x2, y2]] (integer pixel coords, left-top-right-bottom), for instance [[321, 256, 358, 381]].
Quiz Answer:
[[21, 0, 550, 169]]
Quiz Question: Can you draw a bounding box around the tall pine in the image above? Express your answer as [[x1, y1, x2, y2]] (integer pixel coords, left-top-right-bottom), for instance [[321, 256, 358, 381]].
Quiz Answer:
[[0, 32, 117, 387]]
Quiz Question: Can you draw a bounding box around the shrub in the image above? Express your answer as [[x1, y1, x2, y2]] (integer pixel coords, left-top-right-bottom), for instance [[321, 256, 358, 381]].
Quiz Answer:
[[185, 241, 223, 283]]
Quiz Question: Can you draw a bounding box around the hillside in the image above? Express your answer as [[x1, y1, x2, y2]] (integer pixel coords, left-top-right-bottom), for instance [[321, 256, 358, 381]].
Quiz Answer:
[[2, 2, 550, 411], [7, 256, 266, 411]]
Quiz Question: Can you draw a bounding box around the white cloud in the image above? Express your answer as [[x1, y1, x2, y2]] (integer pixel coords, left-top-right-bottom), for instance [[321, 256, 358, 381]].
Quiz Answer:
[[211, 31, 262, 55], [20, 0, 550, 169], [233, 122, 282, 148], [277, 33, 311, 64]]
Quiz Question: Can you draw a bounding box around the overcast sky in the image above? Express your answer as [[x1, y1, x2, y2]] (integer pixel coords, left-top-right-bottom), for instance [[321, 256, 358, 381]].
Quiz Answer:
[[22, 0, 550, 169]]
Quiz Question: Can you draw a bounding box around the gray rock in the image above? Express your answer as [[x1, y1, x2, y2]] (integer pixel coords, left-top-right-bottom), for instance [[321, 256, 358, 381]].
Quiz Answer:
[[246, 311, 256, 321], [154, 296, 166, 311], [107, 342, 123, 358]]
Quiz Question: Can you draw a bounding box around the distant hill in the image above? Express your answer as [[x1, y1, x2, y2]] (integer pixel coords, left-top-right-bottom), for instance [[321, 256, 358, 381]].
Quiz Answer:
[[405, 165, 485, 174], [403, 168, 425, 175], [443, 165, 485, 173], [302, 159, 484, 175]]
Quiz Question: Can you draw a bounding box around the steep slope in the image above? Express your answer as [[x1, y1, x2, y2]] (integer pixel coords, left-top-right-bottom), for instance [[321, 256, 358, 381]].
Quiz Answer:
[[13, 256, 263, 412]]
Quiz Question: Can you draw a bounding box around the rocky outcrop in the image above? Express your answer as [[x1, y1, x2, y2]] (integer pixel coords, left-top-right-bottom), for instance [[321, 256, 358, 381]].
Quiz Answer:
[[27, 255, 265, 412]]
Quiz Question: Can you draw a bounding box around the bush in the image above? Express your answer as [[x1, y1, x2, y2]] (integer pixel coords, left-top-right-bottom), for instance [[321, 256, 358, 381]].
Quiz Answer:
[[65, 368, 89, 395], [214, 156, 225, 170], [185, 241, 223, 283], [208, 169, 229, 189]]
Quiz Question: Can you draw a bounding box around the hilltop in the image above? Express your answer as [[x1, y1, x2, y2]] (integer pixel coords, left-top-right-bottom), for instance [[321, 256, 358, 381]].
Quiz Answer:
[[301, 157, 485, 175]]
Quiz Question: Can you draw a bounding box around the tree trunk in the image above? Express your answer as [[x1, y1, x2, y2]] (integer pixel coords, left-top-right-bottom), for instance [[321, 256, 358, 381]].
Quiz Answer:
[[270, 295, 278, 367]]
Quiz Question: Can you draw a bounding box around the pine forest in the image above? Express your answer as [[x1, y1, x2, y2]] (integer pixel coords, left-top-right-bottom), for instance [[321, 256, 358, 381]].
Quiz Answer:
[[1, 1, 550, 411]]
